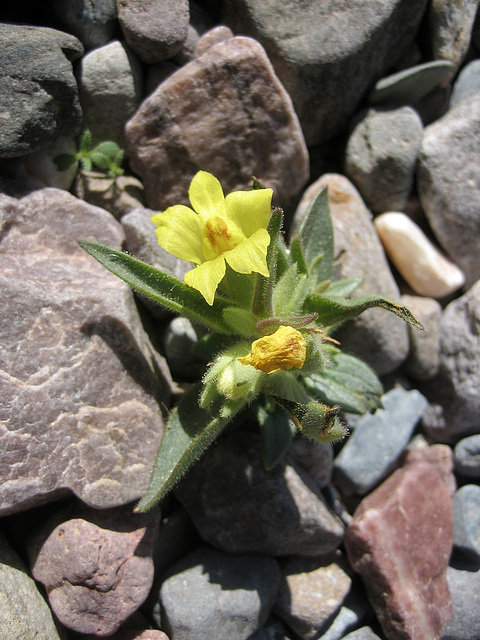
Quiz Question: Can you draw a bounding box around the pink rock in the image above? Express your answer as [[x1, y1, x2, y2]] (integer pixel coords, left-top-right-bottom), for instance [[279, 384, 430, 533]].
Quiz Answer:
[[125, 36, 309, 211], [28, 504, 160, 636], [401, 444, 457, 496], [344, 461, 453, 640]]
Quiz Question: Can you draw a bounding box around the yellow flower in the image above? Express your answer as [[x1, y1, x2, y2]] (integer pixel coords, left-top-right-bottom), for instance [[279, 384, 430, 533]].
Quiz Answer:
[[151, 171, 272, 305], [238, 325, 307, 374]]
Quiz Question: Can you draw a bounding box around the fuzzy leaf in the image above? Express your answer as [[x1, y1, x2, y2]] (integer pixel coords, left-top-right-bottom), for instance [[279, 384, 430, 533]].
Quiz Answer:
[[272, 263, 309, 317], [321, 278, 363, 297], [252, 207, 284, 316]]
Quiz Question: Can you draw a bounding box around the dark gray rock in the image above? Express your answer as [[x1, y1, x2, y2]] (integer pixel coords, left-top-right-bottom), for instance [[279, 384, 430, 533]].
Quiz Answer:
[[0, 24, 83, 158], [44, 0, 117, 50], [454, 434, 480, 479], [442, 564, 480, 640], [312, 588, 371, 640], [452, 484, 480, 561]]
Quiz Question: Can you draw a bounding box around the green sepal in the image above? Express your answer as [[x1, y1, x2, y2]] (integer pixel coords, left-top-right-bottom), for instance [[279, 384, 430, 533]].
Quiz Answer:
[[273, 397, 348, 444], [257, 401, 296, 469], [252, 208, 284, 317], [79, 241, 237, 334], [135, 383, 250, 511]]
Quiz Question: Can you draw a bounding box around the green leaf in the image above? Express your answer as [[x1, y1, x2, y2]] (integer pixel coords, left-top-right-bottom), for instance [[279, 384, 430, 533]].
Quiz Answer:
[[136, 384, 249, 511], [92, 140, 123, 161], [80, 157, 92, 172], [79, 241, 236, 334], [80, 130, 92, 155], [252, 207, 284, 317], [223, 307, 258, 336], [90, 151, 113, 171], [54, 153, 76, 171], [304, 349, 383, 414], [321, 278, 363, 297], [289, 236, 308, 275], [272, 263, 309, 317], [257, 403, 296, 469]]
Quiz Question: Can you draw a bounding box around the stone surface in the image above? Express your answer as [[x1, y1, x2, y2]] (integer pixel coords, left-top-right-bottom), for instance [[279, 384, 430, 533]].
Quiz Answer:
[[118, 0, 190, 64], [196, 25, 234, 57], [288, 437, 334, 490], [344, 461, 453, 640], [221, 0, 427, 146], [0, 531, 63, 640], [0, 24, 83, 158], [273, 552, 352, 640], [163, 317, 206, 381], [158, 545, 281, 640], [83, 631, 169, 640], [374, 212, 465, 298], [44, 0, 117, 50], [401, 443, 456, 496], [401, 295, 442, 380], [442, 563, 480, 640], [417, 94, 480, 288], [291, 174, 409, 376], [0, 182, 171, 515], [454, 434, 480, 479], [172, 1, 215, 64], [28, 504, 159, 636], [450, 59, 480, 108], [74, 172, 145, 220], [78, 40, 143, 147], [452, 484, 480, 561], [125, 36, 309, 211], [308, 588, 370, 640], [342, 628, 381, 640], [345, 107, 423, 214], [174, 428, 344, 556], [334, 387, 428, 496]]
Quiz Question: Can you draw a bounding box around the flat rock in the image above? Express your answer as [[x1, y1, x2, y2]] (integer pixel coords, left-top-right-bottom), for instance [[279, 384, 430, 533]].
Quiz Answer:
[[0, 182, 171, 515], [125, 36, 309, 211], [28, 504, 159, 636], [401, 295, 442, 381], [344, 461, 453, 640]]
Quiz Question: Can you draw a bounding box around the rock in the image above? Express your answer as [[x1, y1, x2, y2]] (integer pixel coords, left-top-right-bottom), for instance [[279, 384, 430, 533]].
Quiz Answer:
[[158, 545, 281, 640], [452, 484, 480, 561], [292, 174, 409, 376], [0, 532, 63, 640], [421, 280, 480, 443], [344, 462, 453, 640], [0, 181, 171, 515], [442, 563, 480, 640], [374, 212, 465, 297], [74, 171, 145, 220], [117, 0, 190, 64], [345, 107, 423, 214], [454, 434, 480, 479], [174, 428, 344, 556], [0, 24, 83, 157], [44, 0, 117, 50], [288, 437, 334, 490], [28, 504, 160, 636], [145, 60, 180, 96], [417, 93, 480, 288], [334, 387, 428, 496], [308, 588, 371, 640], [125, 36, 309, 211], [401, 443, 456, 496], [450, 59, 480, 108], [221, 0, 428, 146], [401, 295, 442, 381], [172, 1, 215, 64], [342, 628, 382, 640], [273, 552, 352, 640], [163, 317, 206, 381], [83, 631, 169, 640], [196, 25, 234, 57], [78, 40, 143, 148]]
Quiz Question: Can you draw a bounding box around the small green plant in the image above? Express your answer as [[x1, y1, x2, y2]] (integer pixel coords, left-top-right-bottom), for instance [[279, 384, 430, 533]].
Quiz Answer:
[[55, 130, 125, 179], [80, 171, 423, 511]]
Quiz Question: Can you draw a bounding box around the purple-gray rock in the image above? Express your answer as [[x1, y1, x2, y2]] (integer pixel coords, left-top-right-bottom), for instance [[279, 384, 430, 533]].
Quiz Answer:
[[125, 36, 309, 211], [452, 484, 480, 561], [454, 434, 480, 479], [0, 181, 171, 515], [44, 0, 117, 50], [442, 562, 480, 640]]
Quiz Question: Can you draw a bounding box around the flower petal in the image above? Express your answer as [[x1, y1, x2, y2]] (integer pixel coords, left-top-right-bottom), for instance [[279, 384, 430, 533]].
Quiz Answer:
[[189, 171, 226, 219], [225, 188, 273, 238], [184, 255, 226, 305], [224, 228, 270, 276], [152, 206, 204, 264]]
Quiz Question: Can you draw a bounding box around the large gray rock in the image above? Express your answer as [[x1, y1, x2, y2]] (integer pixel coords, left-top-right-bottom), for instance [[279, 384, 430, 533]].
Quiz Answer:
[[0, 181, 171, 515], [44, 0, 117, 51], [0, 24, 83, 158]]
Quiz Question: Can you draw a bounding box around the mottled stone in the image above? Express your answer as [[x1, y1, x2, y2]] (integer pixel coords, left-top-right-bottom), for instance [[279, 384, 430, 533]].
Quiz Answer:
[[442, 563, 480, 640], [450, 59, 480, 108], [28, 504, 160, 636], [454, 434, 480, 479], [125, 36, 309, 211], [159, 545, 281, 640], [417, 94, 480, 288], [401, 295, 442, 381], [452, 484, 480, 561], [196, 25, 234, 56], [44, 0, 117, 50], [345, 107, 423, 214], [401, 443, 456, 496], [345, 462, 453, 640], [175, 428, 344, 556], [273, 552, 352, 640], [0, 182, 170, 515], [374, 212, 465, 297]]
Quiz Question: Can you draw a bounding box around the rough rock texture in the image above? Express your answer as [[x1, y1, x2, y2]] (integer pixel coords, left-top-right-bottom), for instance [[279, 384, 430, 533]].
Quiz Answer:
[[401, 295, 442, 381], [0, 182, 171, 515], [344, 462, 453, 640], [0, 24, 83, 157], [44, 0, 118, 51], [125, 36, 309, 211], [28, 504, 160, 636]]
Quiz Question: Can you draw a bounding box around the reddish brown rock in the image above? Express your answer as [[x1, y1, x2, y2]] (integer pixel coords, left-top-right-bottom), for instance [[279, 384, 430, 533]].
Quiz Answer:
[[125, 36, 309, 211], [344, 462, 453, 640], [401, 444, 457, 496]]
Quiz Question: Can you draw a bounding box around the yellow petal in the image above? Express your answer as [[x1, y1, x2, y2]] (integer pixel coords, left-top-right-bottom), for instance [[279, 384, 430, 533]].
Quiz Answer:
[[225, 188, 273, 238], [238, 325, 306, 374], [152, 206, 204, 264], [224, 228, 270, 276], [188, 171, 226, 219], [184, 255, 226, 305]]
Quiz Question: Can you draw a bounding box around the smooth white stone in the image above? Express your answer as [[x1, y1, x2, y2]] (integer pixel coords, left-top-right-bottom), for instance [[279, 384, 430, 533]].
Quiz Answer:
[[374, 212, 465, 298]]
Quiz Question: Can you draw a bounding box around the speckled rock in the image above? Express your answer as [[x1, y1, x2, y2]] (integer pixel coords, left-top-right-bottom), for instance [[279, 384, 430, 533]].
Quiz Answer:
[[401, 295, 442, 381]]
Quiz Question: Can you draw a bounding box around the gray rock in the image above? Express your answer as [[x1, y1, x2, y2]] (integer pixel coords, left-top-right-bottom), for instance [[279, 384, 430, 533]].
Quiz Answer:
[[401, 295, 442, 381], [159, 545, 281, 640], [221, 0, 427, 146], [342, 628, 382, 640], [345, 106, 423, 214], [163, 317, 206, 381], [288, 437, 334, 490], [0, 182, 171, 515], [452, 484, 480, 561], [450, 59, 480, 108], [0, 532, 63, 640], [442, 564, 480, 640], [78, 40, 143, 148], [454, 434, 480, 479], [313, 589, 371, 640], [74, 172, 145, 220], [175, 428, 344, 556], [334, 387, 428, 496], [118, 0, 190, 64], [125, 36, 309, 211], [0, 24, 83, 158], [44, 0, 117, 50], [417, 94, 480, 288], [172, 1, 216, 64], [196, 25, 234, 57]]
